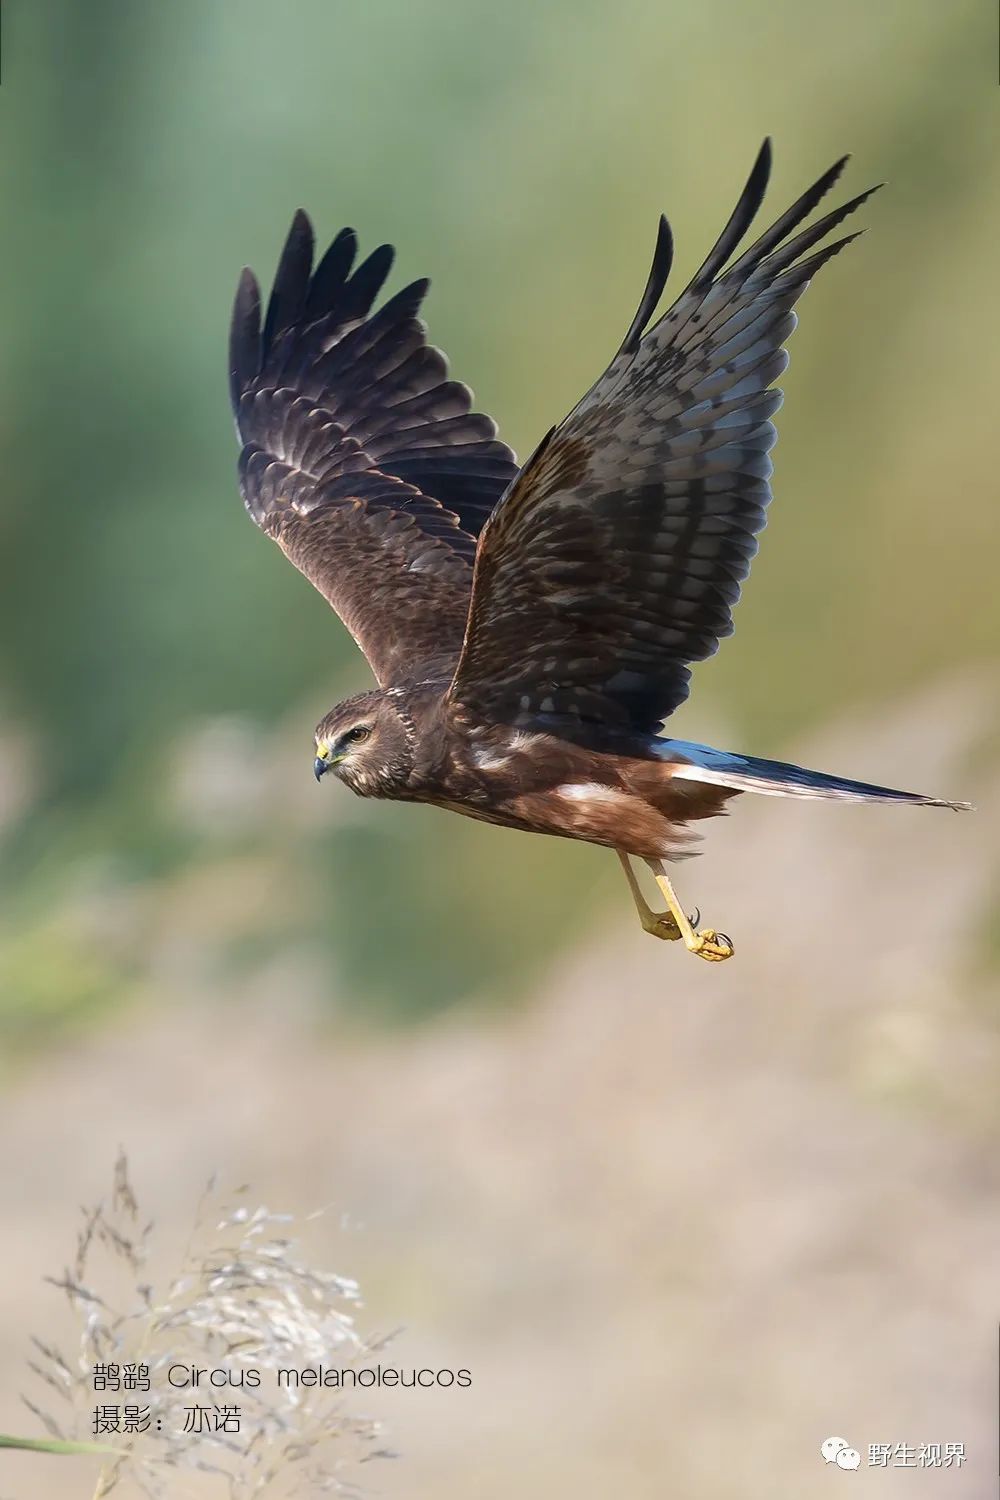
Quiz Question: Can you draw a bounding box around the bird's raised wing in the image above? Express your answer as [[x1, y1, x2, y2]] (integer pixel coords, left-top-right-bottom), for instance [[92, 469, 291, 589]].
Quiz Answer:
[[449, 141, 878, 731], [230, 214, 519, 687]]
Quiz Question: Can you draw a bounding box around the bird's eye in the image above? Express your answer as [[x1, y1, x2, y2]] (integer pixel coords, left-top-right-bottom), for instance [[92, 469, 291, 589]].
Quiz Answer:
[[344, 725, 371, 745]]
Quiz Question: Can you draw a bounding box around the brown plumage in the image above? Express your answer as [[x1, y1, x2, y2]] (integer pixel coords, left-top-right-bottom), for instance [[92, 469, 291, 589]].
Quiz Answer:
[[230, 141, 969, 962]]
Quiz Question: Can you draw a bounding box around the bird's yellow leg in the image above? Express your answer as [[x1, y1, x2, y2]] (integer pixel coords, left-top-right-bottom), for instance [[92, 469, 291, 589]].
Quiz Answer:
[[646, 859, 734, 963], [616, 852, 681, 941]]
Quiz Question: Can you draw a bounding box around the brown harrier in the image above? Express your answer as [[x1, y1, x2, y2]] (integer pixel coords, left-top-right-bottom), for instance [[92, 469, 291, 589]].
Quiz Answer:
[[230, 140, 968, 963]]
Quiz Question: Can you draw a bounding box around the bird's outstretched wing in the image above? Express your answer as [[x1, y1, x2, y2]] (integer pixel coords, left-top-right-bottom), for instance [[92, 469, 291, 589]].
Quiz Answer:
[[450, 141, 879, 731], [231, 214, 519, 687]]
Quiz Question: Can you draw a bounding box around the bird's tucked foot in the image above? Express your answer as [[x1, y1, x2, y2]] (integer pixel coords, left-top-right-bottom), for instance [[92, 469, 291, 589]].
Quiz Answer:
[[644, 859, 736, 965], [685, 927, 735, 963], [639, 908, 683, 941]]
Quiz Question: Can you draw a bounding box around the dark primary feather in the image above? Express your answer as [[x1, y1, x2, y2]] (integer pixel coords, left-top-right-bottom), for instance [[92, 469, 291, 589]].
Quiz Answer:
[[230, 214, 519, 687], [615, 213, 673, 360], [450, 141, 880, 731]]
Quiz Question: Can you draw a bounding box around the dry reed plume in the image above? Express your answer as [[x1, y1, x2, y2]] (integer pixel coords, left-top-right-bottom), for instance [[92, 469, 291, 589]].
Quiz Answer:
[[14, 1152, 390, 1497]]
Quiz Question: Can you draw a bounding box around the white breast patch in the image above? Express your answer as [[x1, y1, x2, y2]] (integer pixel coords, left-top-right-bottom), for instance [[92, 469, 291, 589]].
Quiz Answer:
[[556, 781, 628, 806]]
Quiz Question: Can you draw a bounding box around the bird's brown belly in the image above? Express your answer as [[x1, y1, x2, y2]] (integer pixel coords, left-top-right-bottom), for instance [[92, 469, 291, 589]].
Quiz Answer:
[[505, 784, 694, 858], [431, 782, 704, 860]]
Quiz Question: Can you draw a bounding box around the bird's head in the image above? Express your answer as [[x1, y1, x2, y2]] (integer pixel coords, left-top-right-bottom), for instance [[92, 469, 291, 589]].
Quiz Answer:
[[313, 690, 415, 797]]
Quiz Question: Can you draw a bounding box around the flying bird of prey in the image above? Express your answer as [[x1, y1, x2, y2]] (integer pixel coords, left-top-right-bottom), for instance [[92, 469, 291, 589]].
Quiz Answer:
[[229, 140, 968, 963]]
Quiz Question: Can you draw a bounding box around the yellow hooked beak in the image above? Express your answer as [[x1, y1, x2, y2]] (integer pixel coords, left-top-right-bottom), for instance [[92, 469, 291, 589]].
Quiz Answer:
[[313, 743, 345, 781]]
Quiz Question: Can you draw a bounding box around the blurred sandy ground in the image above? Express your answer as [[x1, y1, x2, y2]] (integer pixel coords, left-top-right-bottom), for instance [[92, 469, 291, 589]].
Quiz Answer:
[[1, 673, 998, 1500]]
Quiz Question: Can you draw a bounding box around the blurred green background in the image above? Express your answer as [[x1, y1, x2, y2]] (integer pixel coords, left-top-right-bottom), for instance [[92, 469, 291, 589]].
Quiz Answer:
[[0, 0, 996, 1038]]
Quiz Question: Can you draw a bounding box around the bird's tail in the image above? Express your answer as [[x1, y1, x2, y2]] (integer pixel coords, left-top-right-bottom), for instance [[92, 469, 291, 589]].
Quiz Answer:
[[661, 739, 971, 810]]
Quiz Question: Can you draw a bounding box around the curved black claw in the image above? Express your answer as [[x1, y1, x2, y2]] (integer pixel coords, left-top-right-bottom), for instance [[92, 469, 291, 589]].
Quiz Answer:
[[688, 907, 700, 928]]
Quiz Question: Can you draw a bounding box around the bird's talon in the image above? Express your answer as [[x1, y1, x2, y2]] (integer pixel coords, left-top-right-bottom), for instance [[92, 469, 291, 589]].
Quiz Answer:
[[690, 927, 735, 963], [689, 906, 700, 927]]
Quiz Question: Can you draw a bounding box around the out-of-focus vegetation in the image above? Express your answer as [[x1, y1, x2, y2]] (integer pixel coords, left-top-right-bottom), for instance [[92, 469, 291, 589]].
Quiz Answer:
[[0, 0, 996, 1028]]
